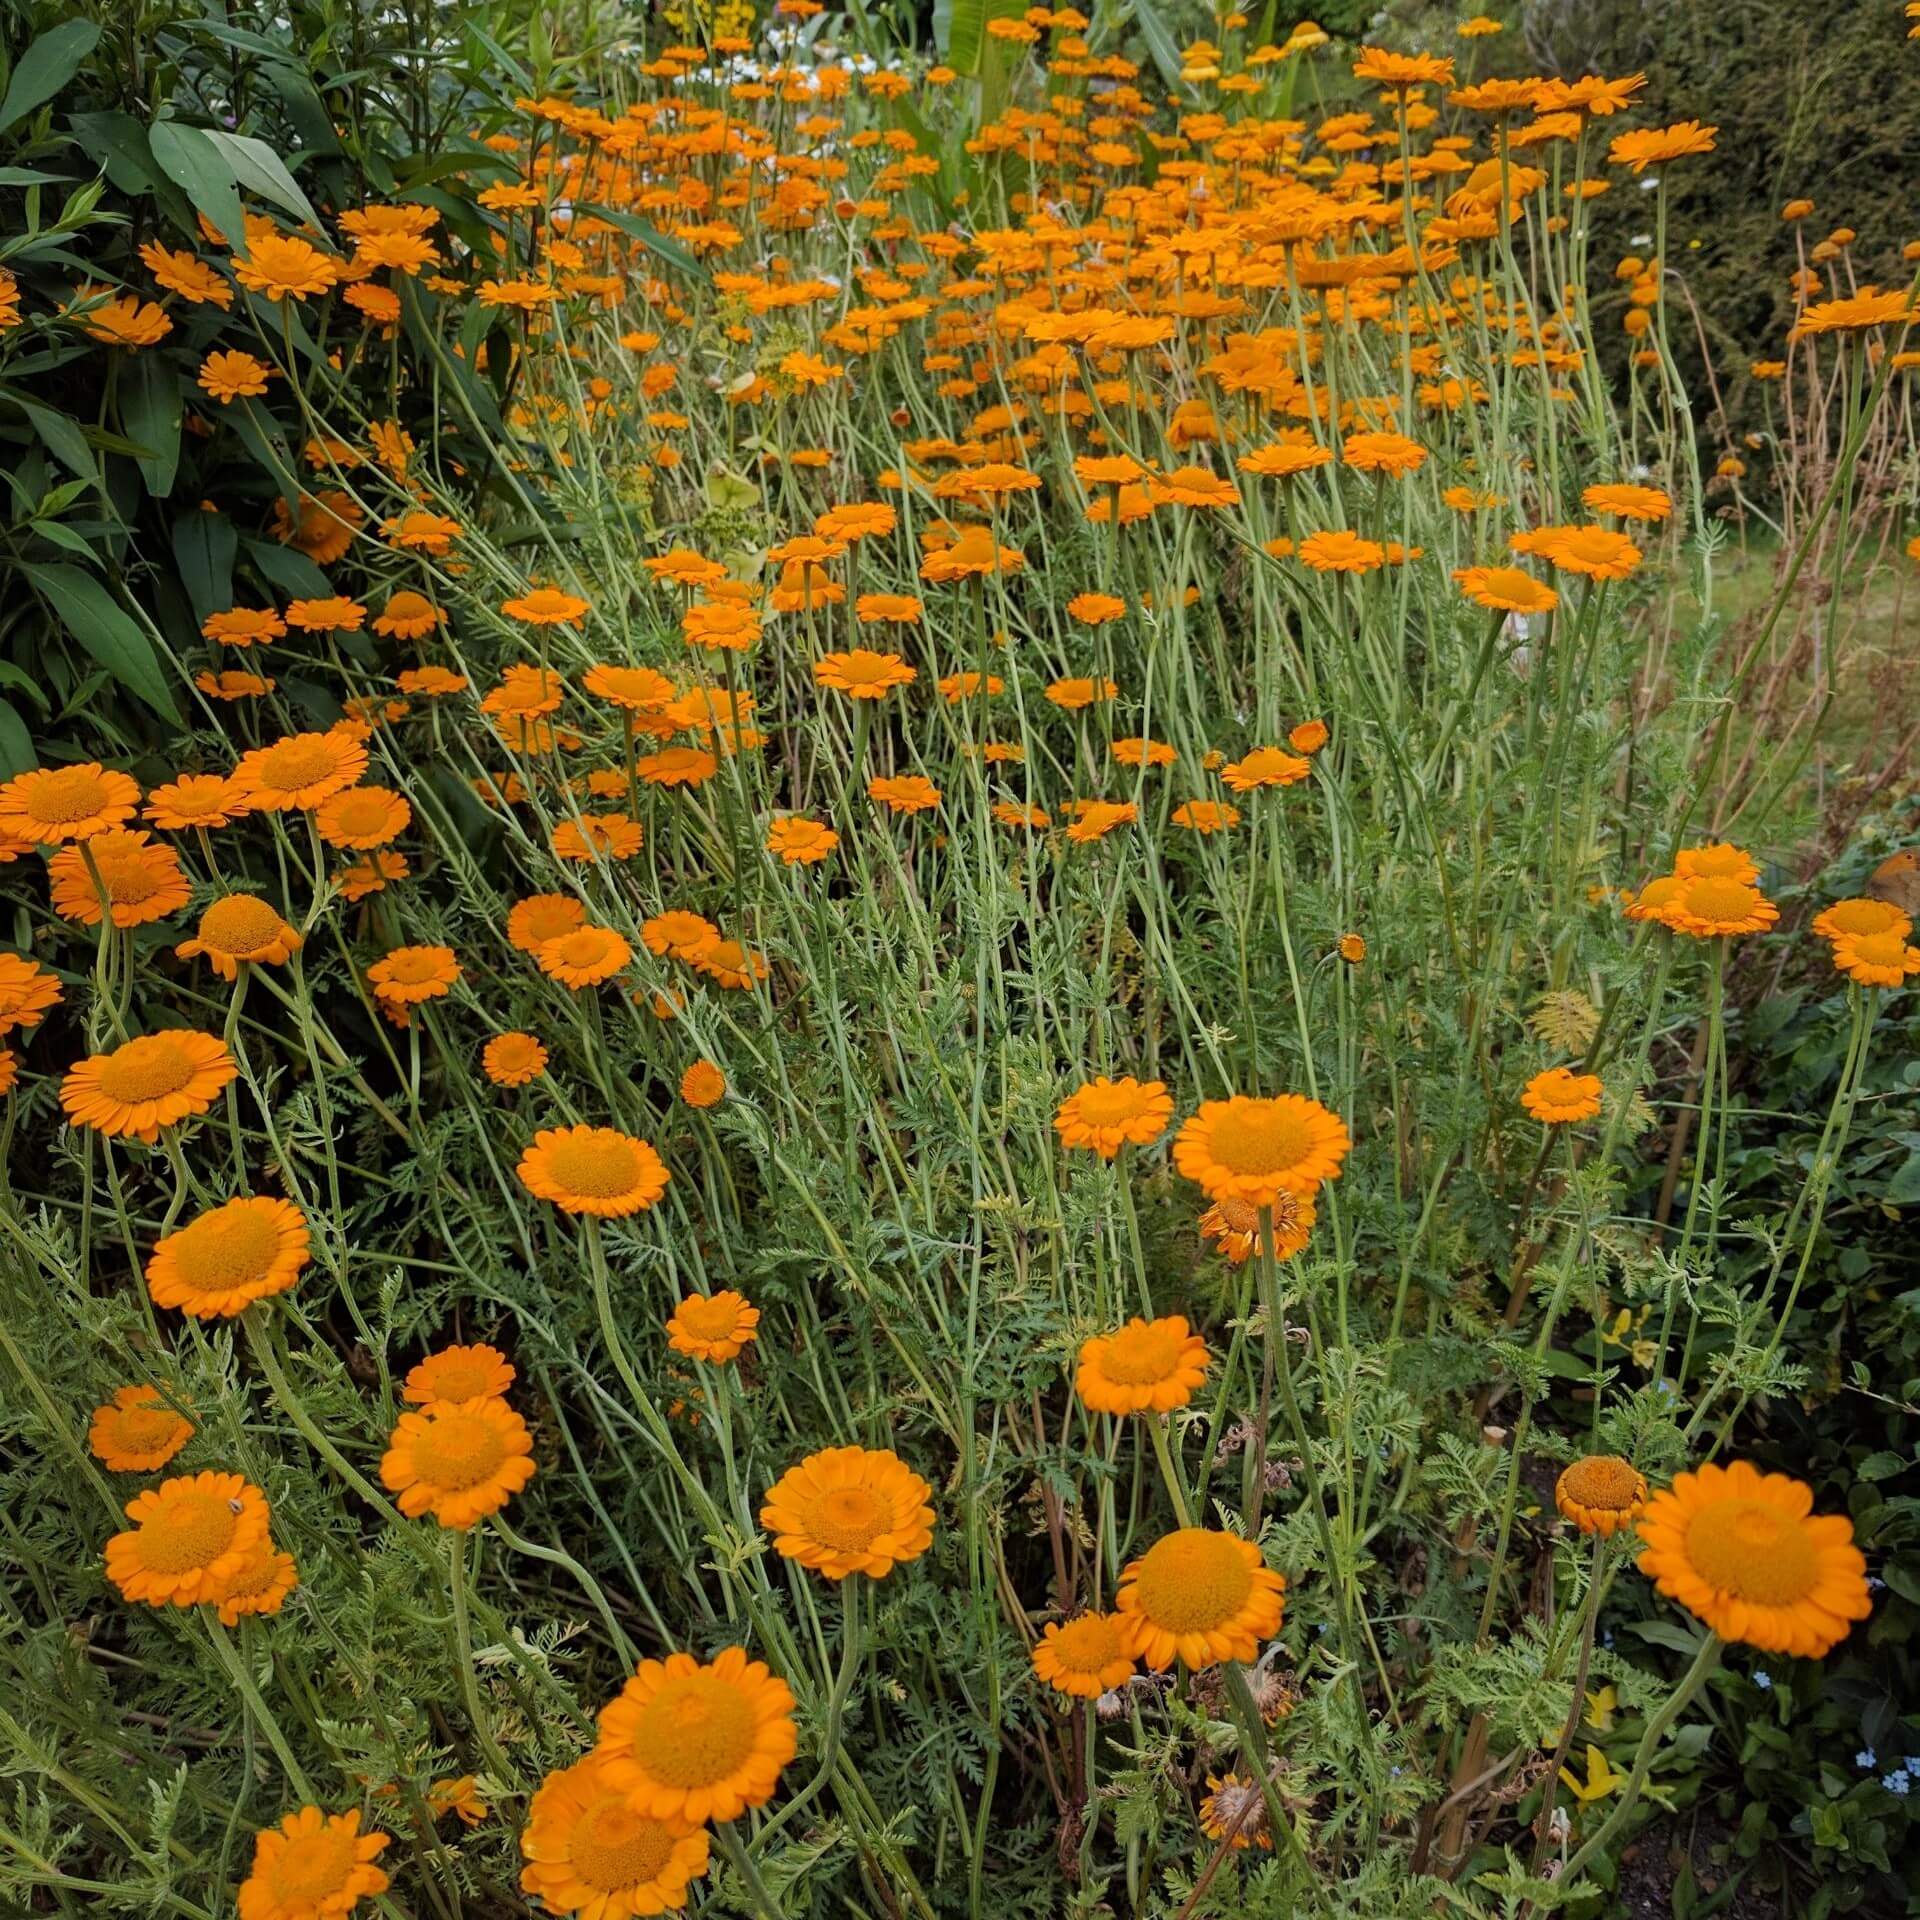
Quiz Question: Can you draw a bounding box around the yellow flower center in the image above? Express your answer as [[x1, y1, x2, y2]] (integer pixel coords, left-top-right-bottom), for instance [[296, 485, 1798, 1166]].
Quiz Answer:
[[1072, 1082, 1148, 1126], [568, 1794, 677, 1893], [1680, 878, 1755, 925], [257, 738, 341, 789], [1682, 847, 1748, 878], [801, 1485, 889, 1553], [1685, 1496, 1819, 1607], [1050, 1614, 1126, 1672], [171, 1204, 281, 1288], [1215, 1196, 1262, 1235], [111, 1402, 184, 1453], [419, 1355, 499, 1401], [1097, 1321, 1185, 1386], [28, 768, 113, 825], [547, 1134, 640, 1200], [197, 894, 283, 953], [677, 1297, 742, 1340], [141, 1489, 239, 1573], [1130, 1529, 1255, 1633], [383, 951, 444, 984], [410, 1408, 508, 1492], [221, 1545, 282, 1604], [95, 1036, 197, 1103], [630, 1671, 759, 1788], [1825, 899, 1903, 938], [89, 846, 168, 901], [1204, 1101, 1313, 1177], [1560, 1455, 1641, 1510], [327, 791, 394, 834], [550, 929, 613, 967], [266, 1825, 356, 1905]]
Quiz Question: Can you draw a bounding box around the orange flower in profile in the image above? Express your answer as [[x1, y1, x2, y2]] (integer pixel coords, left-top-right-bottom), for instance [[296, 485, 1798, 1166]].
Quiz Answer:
[[1053, 1076, 1172, 1158], [1352, 45, 1454, 88], [61, 1030, 237, 1141], [1657, 874, 1778, 938], [1810, 897, 1911, 945], [1076, 1317, 1210, 1415], [0, 763, 141, 843], [666, 1290, 760, 1363], [237, 1807, 389, 1920], [1455, 565, 1558, 613], [1521, 1066, 1603, 1124], [1637, 1460, 1870, 1657], [1342, 430, 1427, 477], [1222, 747, 1311, 791], [1172, 799, 1241, 834], [502, 586, 589, 625], [1045, 676, 1118, 711], [48, 830, 190, 928], [404, 1343, 516, 1409], [483, 1031, 548, 1087], [105, 1470, 269, 1607], [143, 773, 248, 829], [1115, 1528, 1286, 1669], [1067, 591, 1127, 625], [761, 1445, 935, 1581], [373, 591, 444, 639], [315, 786, 410, 849], [1066, 801, 1137, 844], [680, 1059, 726, 1108], [595, 1648, 797, 1825], [868, 774, 940, 814], [234, 732, 368, 811], [1533, 524, 1642, 581], [369, 944, 461, 1005], [518, 1126, 670, 1216], [147, 1196, 309, 1317], [814, 649, 916, 699], [1031, 1613, 1136, 1699], [380, 1397, 535, 1527], [1608, 119, 1717, 173], [1831, 929, 1920, 987], [1297, 530, 1386, 574], [0, 952, 62, 1036], [175, 893, 302, 979], [89, 1385, 194, 1472], [509, 895, 587, 953], [1673, 842, 1759, 883], [1174, 1094, 1350, 1205], [1583, 482, 1672, 522], [203, 606, 286, 648]]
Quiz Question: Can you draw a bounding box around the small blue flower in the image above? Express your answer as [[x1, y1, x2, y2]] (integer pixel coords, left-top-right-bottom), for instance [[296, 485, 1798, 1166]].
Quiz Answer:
[[1753, 1671, 1772, 1691], [1883, 1772, 1911, 1797], [1856, 1749, 1876, 1770]]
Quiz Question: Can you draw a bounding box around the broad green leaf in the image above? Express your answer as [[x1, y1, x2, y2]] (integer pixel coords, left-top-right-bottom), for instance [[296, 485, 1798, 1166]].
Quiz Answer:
[[17, 399, 94, 480], [35, 563, 181, 721], [149, 120, 249, 258], [0, 696, 33, 777], [67, 110, 161, 195], [172, 512, 237, 622], [121, 357, 183, 496], [200, 128, 323, 233], [1121, 0, 1185, 98], [945, 0, 1027, 77], [579, 206, 699, 279], [244, 537, 332, 602], [0, 21, 102, 136]]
